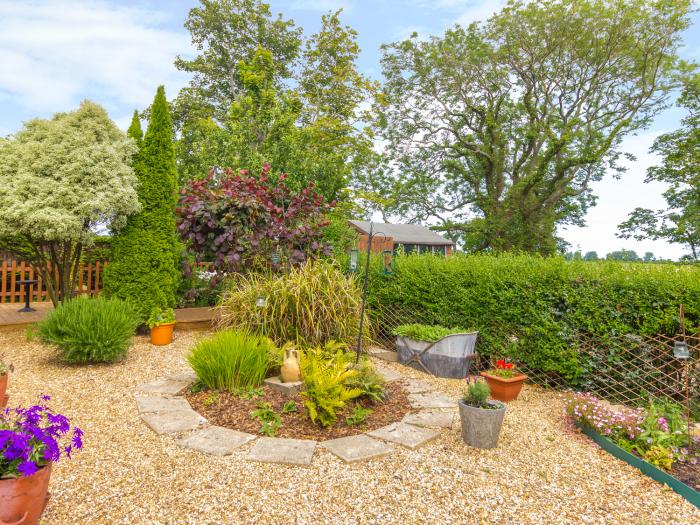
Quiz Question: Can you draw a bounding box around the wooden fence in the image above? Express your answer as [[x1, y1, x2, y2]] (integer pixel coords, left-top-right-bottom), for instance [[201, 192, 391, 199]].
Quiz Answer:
[[1, 260, 105, 303], [1, 259, 215, 303]]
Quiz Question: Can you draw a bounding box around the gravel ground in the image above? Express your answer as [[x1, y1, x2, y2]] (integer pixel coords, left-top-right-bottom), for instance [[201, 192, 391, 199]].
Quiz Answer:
[[1, 328, 699, 525]]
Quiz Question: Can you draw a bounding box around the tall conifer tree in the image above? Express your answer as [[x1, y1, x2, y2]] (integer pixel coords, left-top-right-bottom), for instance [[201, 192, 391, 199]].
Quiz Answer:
[[104, 88, 181, 321]]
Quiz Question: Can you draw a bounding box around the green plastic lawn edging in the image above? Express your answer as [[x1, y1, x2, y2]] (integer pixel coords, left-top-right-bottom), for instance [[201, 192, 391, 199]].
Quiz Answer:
[[577, 424, 700, 510]]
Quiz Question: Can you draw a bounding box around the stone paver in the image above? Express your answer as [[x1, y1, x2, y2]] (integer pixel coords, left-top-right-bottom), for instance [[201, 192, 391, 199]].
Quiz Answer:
[[247, 437, 317, 466], [321, 434, 393, 463], [135, 395, 192, 413], [136, 379, 191, 396], [178, 426, 256, 456], [373, 350, 398, 363], [402, 410, 455, 429], [408, 392, 455, 409], [166, 370, 197, 383], [264, 376, 303, 396], [368, 422, 440, 449], [374, 366, 402, 382], [402, 379, 433, 394], [142, 410, 207, 435]]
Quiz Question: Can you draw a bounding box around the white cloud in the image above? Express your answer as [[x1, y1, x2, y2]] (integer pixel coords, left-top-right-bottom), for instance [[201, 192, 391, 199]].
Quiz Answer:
[[455, 0, 507, 26], [0, 0, 191, 124], [412, 0, 505, 27], [560, 131, 686, 260], [286, 0, 353, 11]]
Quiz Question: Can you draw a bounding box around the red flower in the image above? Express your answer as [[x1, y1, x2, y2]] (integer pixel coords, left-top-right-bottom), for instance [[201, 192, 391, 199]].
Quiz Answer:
[[495, 359, 515, 370]]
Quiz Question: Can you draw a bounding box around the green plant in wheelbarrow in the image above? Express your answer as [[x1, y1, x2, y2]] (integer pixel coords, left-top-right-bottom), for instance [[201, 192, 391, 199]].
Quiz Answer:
[[392, 323, 478, 379], [458, 380, 506, 449]]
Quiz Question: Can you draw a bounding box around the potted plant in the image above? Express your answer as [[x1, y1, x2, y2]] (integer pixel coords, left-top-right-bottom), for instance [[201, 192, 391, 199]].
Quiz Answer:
[[458, 380, 506, 449], [147, 307, 176, 346], [0, 355, 13, 408], [480, 358, 528, 402], [0, 396, 83, 525]]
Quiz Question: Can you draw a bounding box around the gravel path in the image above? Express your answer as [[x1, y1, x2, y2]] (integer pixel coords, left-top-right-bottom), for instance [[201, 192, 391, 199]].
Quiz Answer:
[[1, 328, 699, 525]]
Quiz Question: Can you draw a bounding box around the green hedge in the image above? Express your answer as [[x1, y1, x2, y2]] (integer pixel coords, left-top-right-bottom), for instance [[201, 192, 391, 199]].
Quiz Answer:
[[364, 253, 700, 380]]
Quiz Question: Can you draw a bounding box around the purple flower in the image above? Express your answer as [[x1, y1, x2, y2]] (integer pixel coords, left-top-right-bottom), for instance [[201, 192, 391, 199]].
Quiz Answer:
[[0, 398, 83, 478], [17, 460, 38, 477]]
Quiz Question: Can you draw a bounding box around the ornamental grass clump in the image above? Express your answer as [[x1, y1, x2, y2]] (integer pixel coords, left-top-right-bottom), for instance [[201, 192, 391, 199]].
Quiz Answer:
[[0, 396, 83, 478], [187, 330, 278, 392], [37, 296, 139, 364], [217, 260, 369, 347]]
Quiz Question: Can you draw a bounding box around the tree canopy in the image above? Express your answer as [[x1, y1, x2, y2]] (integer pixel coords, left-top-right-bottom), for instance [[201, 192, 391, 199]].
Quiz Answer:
[[173, 2, 375, 203], [369, 0, 693, 254], [0, 101, 139, 304], [618, 74, 700, 260]]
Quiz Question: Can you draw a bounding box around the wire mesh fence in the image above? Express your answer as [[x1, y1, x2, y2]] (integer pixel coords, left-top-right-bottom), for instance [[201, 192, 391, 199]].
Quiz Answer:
[[367, 301, 700, 419]]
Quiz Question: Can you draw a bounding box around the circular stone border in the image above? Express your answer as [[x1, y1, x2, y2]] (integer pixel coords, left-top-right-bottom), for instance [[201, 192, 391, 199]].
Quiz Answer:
[[134, 364, 457, 465]]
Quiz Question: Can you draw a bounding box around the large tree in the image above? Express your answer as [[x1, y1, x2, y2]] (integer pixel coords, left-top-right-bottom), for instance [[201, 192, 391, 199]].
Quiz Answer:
[[372, 0, 693, 254], [103, 87, 181, 321], [0, 102, 139, 305], [618, 75, 700, 260], [173, 3, 375, 203]]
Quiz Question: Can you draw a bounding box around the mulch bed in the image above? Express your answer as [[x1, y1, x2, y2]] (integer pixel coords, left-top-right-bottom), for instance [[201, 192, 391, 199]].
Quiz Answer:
[[671, 460, 700, 491], [185, 381, 411, 441]]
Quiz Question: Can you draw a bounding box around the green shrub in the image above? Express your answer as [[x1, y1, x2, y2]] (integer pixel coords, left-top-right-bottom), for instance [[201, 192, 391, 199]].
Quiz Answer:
[[346, 406, 372, 426], [462, 381, 491, 408], [392, 323, 469, 342], [217, 260, 370, 347], [250, 401, 281, 437], [187, 330, 277, 391], [300, 344, 362, 427], [346, 358, 386, 402], [367, 253, 700, 380], [37, 296, 138, 363], [146, 307, 176, 328]]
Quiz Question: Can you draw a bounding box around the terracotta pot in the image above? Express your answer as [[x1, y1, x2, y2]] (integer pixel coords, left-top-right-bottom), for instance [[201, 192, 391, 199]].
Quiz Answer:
[[0, 464, 52, 525], [150, 322, 176, 346], [0, 373, 7, 408], [480, 371, 528, 402]]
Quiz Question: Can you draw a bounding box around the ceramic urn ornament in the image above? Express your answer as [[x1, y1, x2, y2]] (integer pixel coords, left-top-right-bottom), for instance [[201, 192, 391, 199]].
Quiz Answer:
[[280, 348, 301, 383]]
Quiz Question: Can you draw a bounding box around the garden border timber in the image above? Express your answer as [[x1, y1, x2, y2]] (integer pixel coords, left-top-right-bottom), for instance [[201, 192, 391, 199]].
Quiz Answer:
[[577, 423, 700, 510]]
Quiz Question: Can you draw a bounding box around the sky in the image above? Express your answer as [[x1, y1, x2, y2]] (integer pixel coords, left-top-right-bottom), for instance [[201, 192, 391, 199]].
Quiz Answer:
[[1, 0, 699, 259]]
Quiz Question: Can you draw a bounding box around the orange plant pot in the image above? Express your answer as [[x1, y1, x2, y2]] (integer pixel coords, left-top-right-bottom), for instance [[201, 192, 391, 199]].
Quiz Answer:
[[0, 464, 52, 525], [480, 371, 528, 402], [0, 373, 8, 409], [150, 322, 176, 346]]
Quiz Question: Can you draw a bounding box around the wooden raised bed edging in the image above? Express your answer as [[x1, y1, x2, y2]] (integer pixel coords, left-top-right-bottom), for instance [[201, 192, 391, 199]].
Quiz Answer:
[[577, 423, 700, 510]]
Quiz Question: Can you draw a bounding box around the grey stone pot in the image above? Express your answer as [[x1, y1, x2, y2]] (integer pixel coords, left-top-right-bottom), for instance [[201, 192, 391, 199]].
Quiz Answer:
[[458, 399, 506, 449]]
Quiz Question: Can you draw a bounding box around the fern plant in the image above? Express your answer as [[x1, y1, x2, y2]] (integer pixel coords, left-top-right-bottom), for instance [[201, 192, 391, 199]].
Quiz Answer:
[[300, 346, 362, 427]]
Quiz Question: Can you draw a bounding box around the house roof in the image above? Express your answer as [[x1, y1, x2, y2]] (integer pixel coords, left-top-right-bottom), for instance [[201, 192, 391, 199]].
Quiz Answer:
[[348, 220, 454, 246]]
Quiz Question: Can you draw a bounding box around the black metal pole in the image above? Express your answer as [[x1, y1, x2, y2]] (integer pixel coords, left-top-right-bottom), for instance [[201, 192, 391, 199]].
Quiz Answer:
[[356, 222, 374, 363]]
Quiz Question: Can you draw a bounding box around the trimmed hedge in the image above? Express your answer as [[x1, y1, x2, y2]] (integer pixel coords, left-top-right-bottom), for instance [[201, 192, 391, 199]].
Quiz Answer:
[[365, 253, 700, 380]]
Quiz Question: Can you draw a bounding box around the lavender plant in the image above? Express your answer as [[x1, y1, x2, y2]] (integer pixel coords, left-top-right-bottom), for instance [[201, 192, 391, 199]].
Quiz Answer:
[[0, 396, 83, 478]]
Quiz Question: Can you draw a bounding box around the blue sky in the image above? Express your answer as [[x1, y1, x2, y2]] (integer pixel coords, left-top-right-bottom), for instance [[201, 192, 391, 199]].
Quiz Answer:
[[2, 0, 700, 259]]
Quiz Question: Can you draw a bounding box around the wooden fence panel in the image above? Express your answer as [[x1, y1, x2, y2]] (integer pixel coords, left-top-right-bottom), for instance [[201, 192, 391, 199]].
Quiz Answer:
[[1, 259, 213, 303], [0, 259, 106, 303]]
